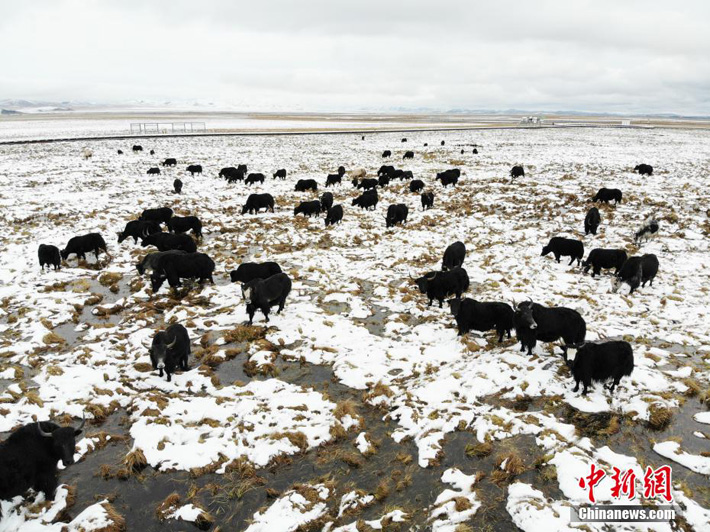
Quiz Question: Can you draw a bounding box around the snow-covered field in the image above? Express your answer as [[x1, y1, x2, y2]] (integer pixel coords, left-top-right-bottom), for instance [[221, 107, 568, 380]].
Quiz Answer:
[[0, 126, 709, 530]]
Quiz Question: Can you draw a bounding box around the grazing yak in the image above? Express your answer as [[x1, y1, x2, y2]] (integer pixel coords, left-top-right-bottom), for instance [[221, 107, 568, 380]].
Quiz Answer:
[[38, 244, 61, 271], [0, 417, 85, 502], [149, 323, 190, 382], [403, 151, 414, 159], [611, 254, 659, 294], [325, 205, 344, 226], [382, 150, 392, 158], [401, 138, 407, 143], [174, 178, 183, 194], [592, 187, 622, 204], [294, 200, 322, 217], [186, 164, 203, 176], [150, 252, 215, 293], [167, 216, 203, 238], [634, 164, 653, 176], [147, 167, 160, 175], [273, 168, 287, 179], [320, 192, 334, 211], [566, 341, 634, 395], [510, 165, 525, 180], [634, 217, 660, 244], [442, 241, 466, 271], [584, 207, 601, 235], [295, 179, 318, 192], [357, 178, 378, 191], [326, 174, 342, 187], [441, 140, 445, 146], [473, 148, 478, 154], [541, 237, 584, 266], [133, 145, 143, 152], [385, 204, 409, 228], [117, 149, 124, 155], [245, 173, 265, 185], [378, 165, 395, 177], [435, 169, 460, 187], [141, 232, 197, 253], [409, 180, 424, 193], [220, 167, 244, 182], [352, 191, 378, 211], [118, 220, 162, 244], [414, 267, 470, 308], [513, 300, 586, 358], [139, 207, 173, 225], [230, 262, 283, 284], [82, 148, 93, 160], [61, 233, 109, 262], [136, 250, 188, 275], [421, 192, 434, 210], [448, 297, 514, 342], [162, 158, 177, 167], [150, 149, 155, 155], [378, 175, 390, 187], [583, 249, 627, 277], [242, 273, 292, 324], [242, 193, 275, 215]]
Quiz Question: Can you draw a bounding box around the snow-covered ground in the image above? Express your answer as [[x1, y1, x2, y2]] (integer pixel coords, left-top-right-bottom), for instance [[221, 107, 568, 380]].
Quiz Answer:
[[0, 126, 709, 530]]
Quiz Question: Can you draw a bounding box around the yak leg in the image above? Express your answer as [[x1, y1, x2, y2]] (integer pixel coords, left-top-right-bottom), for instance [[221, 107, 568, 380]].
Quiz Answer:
[[246, 304, 256, 324], [573, 380, 580, 393], [35, 472, 58, 501], [277, 298, 286, 313], [261, 305, 271, 322], [568, 256, 575, 266]]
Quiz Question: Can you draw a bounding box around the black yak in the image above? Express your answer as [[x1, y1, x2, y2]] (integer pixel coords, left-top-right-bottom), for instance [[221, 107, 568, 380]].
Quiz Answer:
[[167, 216, 203, 238], [414, 268, 469, 308], [421, 192, 434, 210], [150, 252, 215, 292], [325, 205, 344, 226], [38, 244, 61, 271], [149, 323, 191, 382], [513, 300, 586, 358], [0, 417, 85, 501], [541, 237, 584, 266], [242, 273, 292, 324], [634, 164, 653, 176], [409, 179, 424, 193], [61, 233, 109, 262], [242, 193, 275, 215], [385, 204, 409, 228], [139, 207, 173, 225], [566, 341, 634, 395], [448, 298, 514, 342], [186, 164, 202, 176], [230, 262, 282, 284], [295, 179, 318, 192], [583, 249, 627, 277], [442, 241, 466, 271], [320, 192, 334, 211], [118, 220, 162, 244], [584, 207, 601, 235], [294, 200, 322, 217], [592, 188, 622, 204], [611, 254, 659, 294]]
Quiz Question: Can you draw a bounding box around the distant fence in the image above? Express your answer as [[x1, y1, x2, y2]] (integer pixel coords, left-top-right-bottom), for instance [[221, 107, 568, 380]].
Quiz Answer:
[[129, 122, 207, 134]]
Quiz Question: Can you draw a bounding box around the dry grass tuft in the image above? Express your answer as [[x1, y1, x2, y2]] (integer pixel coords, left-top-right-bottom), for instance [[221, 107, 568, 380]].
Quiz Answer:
[[647, 404, 674, 430], [223, 325, 267, 344], [270, 431, 308, 453], [123, 448, 147, 474], [465, 440, 493, 458]]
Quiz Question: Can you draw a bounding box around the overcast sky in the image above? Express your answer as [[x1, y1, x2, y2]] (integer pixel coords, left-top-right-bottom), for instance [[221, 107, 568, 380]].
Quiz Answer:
[[2, 0, 709, 114]]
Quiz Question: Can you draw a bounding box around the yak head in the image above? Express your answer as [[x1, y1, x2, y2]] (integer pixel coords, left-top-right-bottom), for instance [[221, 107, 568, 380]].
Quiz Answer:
[[513, 299, 537, 330], [241, 204, 249, 215], [150, 274, 166, 293], [338, 166, 345, 176], [414, 271, 437, 294], [37, 417, 85, 466], [60, 248, 69, 260], [241, 280, 257, 303], [447, 298, 462, 317], [540, 244, 552, 257], [150, 332, 178, 371]]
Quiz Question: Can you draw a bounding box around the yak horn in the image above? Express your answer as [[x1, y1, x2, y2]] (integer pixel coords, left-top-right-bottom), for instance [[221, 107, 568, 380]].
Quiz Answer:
[[76, 413, 86, 432], [166, 336, 177, 349], [37, 422, 53, 438], [511, 298, 518, 310]]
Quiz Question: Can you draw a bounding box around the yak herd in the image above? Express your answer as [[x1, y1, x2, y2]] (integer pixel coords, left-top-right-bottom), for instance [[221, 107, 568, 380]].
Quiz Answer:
[[3, 139, 661, 508]]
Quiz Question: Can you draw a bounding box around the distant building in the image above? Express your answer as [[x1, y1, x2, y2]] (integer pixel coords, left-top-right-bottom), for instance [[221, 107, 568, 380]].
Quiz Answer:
[[621, 120, 631, 126]]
